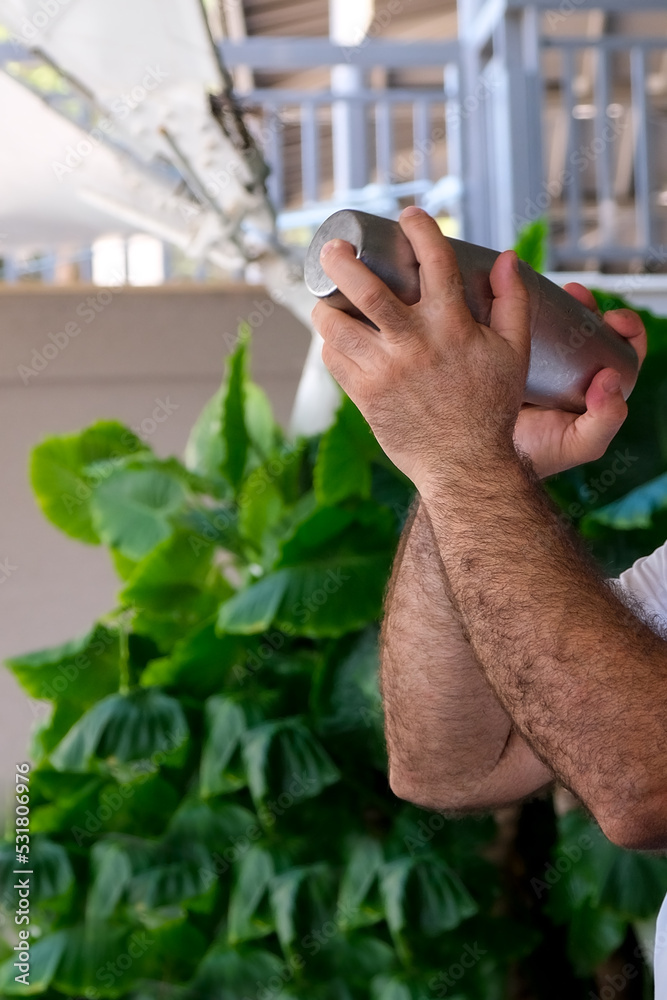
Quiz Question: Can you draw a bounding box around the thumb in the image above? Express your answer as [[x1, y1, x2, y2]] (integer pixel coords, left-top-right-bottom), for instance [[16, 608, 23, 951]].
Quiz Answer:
[[488, 250, 531, 357], [568, 368, 628, 461]]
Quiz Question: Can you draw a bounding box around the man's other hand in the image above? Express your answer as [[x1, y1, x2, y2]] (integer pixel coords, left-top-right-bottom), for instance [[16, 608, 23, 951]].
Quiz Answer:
[[514, 283, 646, 479]]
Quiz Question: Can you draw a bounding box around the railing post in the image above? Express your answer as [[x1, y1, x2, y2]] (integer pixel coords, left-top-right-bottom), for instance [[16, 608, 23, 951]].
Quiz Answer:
[[444, 63, 463, 233], [458, 0, 545, 251], [630, 46, 654, 254], [329, 0, 373, 196], [457, 0, 493, 245], [375, 99, 393, 185], [492, 4, 545, 249], [330, 65, 368, 193], [300, 102, 320, 205], [264, 107, 285, 212], [594, 44, 615, 250]]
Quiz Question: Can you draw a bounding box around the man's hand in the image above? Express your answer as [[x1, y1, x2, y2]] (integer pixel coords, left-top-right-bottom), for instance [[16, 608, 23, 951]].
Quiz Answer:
[[514, 283, 646, 478], [311, 206, 646, 486], [312, 206, 530, 495]]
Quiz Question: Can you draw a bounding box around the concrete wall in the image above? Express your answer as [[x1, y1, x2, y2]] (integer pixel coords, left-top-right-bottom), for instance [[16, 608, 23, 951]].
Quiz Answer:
[[0, 284, 312, 795]]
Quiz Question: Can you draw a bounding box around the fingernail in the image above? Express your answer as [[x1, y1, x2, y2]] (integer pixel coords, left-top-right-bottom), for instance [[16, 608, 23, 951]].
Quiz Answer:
[[605, 308, 632, 319], [509, 250, 520, 272], [401, 205, 425, 218], [603, 372, 622, 393], [320, 239, 340, 257]]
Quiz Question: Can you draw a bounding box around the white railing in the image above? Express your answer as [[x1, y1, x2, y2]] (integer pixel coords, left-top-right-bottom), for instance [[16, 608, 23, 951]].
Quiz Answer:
[[457, 0, 667, 270], [540, 35, 667, 268], [2, 12, 667, 280], [220, 39, 462, 228]]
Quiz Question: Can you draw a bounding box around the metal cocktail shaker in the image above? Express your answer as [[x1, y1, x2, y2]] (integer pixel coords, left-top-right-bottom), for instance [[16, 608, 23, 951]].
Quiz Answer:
[[304, 210, 639, 414]]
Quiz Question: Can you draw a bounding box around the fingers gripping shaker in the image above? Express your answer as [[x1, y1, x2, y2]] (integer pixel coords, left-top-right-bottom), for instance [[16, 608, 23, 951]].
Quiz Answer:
[[304, 210, 639, 414]]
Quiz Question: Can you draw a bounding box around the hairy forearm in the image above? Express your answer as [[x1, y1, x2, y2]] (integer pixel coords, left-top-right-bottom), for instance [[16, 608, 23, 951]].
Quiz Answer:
[[420, 455, 667, 848], [381, 498, 551, 809]]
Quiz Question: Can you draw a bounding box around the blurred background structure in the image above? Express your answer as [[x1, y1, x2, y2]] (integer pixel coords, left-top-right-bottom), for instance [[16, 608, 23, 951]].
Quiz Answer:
[[2, 0, 667, 786], [3, 0, 667, 276]]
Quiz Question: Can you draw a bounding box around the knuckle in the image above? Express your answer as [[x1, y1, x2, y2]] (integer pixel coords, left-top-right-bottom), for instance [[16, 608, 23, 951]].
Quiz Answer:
[[440, 270, 466, 303], [359, 282, 387, 316], [319, 309, 339, 341], [421, 247, 451, 272], [340, 330, 368, 357], [321, 342, 342, 378], [326, 318, 366, 355]]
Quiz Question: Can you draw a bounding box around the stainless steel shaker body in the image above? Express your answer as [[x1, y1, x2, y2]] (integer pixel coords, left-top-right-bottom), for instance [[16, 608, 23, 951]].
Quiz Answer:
[[304, 210, 639, 414]]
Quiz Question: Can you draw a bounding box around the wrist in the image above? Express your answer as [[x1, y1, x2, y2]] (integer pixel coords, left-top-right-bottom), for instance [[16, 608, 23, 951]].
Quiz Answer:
[[417, 445, 526, 505]]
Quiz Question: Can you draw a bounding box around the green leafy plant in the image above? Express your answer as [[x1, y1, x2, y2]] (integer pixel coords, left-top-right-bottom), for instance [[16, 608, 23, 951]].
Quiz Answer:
[[2, 301, 667, 998], [514, 218, 549, 273]]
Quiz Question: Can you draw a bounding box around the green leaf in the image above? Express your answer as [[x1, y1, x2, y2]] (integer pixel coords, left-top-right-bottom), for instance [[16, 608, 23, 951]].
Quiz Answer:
[[314, 397, 377, 506], [241, 718, 340, 809], [239, 463, 286, 560], [120, 532, 227, 651], [564, 902, 627, 977], [30, 421, 146, 544], [0, 923, 160, 999], [219, 505, 396, 638], [0, 836, 73, 907], [185, 388, 227, 482], [166, 799, 259, 853], [380, 855, 477, 957], [86, 839, 134, 921], [583, 472, 667, 530], [595, 842, 667, 917], [140, 619, 242, 697], [217, 571, 289, 634], [548, 810, 667, 921], [191, 945, 289, 1000], [51, 924, 145, 997], [228, 846, 275, 943], [246, 382, 281, 457], [370, 976, 413, 1000], [514, 217, 548, 273], [50, 688, 189, 772], [270, 864, 335, 952], [312, 627, 382, 735], [90, 467, 187, 560], [0, 929, 67, 995], [26, 770, 105, 835], [200, 696, 248, 797], [120, 531, 216, 610], [30, 768, 103, 804], [329, 935, 397, 989], [289, 980, 356, 1000], [186, 332, 280, 489], [338, 837, 385, 929], [32, 705, 88, 769], [139, 917, 208, 984], [128, 845, 213, 913], [179, 503, 241, 555], [88, 832, 214, 920], [5, 623, 120, 706], [222, 329, 251, 490]]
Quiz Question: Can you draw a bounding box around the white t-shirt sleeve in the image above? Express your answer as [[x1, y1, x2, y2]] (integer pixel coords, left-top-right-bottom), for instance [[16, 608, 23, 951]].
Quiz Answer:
[[613, 540, 667, 1000], [615, 540, 667, 629]]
